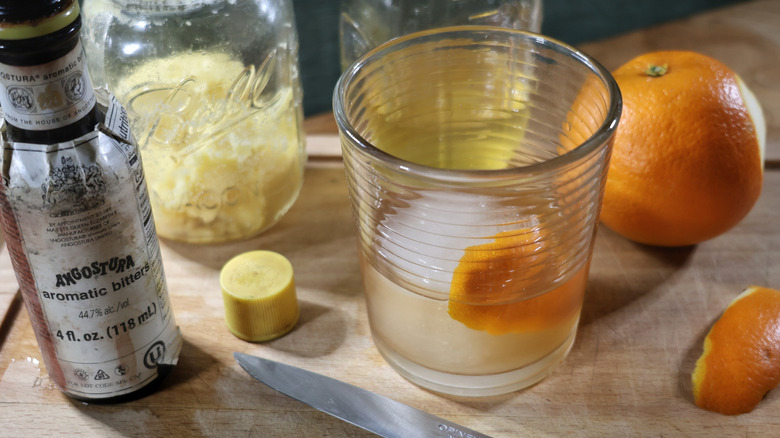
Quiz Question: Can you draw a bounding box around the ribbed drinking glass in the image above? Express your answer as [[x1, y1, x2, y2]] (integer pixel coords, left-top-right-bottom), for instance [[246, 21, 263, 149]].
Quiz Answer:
[[335, 27, 621, 396]]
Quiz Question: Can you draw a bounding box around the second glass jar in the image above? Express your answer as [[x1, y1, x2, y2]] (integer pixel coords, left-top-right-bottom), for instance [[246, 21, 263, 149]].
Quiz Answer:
[[82, 0, 306, 244]]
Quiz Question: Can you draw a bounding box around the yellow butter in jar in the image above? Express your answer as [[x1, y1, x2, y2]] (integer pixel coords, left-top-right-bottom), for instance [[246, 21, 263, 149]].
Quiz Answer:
[[82, 0, 306, 244]]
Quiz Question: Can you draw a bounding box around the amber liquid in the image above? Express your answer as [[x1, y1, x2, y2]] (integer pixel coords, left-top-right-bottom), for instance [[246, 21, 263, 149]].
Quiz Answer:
[[363, 258, 586, 373], [357, 130, 589, 394], [345, 43, 598, 394]]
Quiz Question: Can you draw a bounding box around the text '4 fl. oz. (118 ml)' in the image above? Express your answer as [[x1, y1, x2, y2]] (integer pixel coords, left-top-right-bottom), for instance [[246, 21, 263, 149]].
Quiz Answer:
[[0, 0, 182, 401]]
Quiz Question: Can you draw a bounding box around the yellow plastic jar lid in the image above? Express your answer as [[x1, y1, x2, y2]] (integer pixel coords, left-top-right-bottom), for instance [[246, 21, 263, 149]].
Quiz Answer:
[[220, 250, 299, 342]]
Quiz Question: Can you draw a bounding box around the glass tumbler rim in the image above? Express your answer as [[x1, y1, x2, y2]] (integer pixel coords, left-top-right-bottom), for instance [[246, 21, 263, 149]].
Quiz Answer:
[[333, 25, 622, 182]]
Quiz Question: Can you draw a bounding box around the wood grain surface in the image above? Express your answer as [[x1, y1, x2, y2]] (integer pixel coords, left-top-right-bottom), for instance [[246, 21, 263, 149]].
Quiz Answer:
[[1, 1, 779, 436]]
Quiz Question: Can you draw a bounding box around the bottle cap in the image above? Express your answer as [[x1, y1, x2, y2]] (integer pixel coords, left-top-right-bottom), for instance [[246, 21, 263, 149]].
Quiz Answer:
[[0, 0, 79, 40], [220, 250, 299, 342]]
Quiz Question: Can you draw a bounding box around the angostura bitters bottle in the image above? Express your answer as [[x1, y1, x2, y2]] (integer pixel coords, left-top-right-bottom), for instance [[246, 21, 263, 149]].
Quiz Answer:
[[0, 0, 182, 401]]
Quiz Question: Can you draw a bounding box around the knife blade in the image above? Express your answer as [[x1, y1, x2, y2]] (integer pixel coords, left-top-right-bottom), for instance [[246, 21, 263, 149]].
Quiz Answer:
[[234, 352, 493, 438]]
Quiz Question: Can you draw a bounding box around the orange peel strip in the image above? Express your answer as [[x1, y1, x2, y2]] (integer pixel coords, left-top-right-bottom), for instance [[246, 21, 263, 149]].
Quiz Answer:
[[692, 285, 780, 415], [448, 229, 587, 335]]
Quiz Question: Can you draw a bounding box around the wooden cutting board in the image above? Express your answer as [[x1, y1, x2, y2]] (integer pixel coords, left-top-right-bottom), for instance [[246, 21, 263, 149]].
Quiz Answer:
[[0, 157, 779, 436], [2, 1, 780, 435]]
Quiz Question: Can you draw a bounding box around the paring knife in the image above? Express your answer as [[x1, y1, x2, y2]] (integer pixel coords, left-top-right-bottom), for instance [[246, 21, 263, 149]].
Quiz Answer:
[[234, 352, 493, 438]]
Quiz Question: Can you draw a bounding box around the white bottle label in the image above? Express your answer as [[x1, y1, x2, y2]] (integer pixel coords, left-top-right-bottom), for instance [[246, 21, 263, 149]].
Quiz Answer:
[[0, 97, 181, 399], [0, 40, 96, 131]]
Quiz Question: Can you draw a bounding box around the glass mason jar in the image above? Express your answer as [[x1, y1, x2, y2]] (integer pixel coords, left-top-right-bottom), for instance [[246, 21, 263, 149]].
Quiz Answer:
[[340, 0, 543, 70], [82, 0, 306, 244], [335, 27, 621, 396]]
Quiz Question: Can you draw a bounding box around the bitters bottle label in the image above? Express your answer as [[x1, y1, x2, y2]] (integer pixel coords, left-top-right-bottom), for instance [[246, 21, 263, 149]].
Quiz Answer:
[[0, 40, 96, 131]]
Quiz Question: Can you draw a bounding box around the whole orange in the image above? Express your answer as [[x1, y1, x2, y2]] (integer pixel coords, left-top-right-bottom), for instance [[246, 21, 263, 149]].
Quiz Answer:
[[601, 51, 765, 247]]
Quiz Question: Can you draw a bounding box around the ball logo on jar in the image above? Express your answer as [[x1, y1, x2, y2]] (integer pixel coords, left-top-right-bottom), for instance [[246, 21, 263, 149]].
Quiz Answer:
[[123, 49, 279, 151]]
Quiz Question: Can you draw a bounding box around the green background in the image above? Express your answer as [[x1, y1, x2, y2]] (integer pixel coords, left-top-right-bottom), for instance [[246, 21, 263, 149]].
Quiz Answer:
[[293, 0, 744, 115], [78, 0, 745, 116]]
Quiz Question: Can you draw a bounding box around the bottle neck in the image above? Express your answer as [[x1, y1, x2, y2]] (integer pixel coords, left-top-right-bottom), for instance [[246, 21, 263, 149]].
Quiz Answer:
[[0, 10, 102, 144]]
